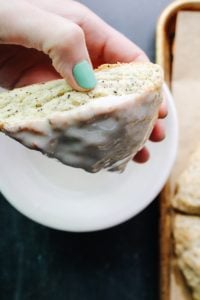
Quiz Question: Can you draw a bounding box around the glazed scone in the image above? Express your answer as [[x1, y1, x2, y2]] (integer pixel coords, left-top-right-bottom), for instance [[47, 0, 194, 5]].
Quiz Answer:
[[172, 144, 200, 214], [0, 62, 163, 173], [174, 214, 200, 300]]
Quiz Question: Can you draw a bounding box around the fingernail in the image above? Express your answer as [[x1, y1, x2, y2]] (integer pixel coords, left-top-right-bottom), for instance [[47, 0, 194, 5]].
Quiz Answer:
[[73, 60, 97, 89]]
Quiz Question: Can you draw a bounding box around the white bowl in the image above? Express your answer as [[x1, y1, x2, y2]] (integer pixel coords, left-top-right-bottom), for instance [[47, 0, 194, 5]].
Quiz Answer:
[[0, 85, 178, 232]]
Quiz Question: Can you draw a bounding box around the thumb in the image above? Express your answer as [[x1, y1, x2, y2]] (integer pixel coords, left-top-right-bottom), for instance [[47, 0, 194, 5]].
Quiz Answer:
[[0, 0, 97, 91]]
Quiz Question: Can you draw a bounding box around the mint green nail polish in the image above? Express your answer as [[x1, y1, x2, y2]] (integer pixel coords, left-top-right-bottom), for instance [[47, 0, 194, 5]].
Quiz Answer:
[[73, 60, 97, 89]]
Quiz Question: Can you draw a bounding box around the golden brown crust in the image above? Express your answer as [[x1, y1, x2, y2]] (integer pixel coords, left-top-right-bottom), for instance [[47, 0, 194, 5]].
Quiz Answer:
[[95, 62, 144, 72], [95, 62, 124, 72]]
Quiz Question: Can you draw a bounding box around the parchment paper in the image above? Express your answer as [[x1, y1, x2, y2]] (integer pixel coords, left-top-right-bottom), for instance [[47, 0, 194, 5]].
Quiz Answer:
[[172, 11, 200, 178], [171, 10, 200, 300]]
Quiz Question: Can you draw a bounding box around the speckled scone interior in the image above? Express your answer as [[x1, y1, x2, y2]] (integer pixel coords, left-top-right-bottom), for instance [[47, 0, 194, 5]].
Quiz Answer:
[[0, 62, 163, 173], [0, 63, 162, 124]]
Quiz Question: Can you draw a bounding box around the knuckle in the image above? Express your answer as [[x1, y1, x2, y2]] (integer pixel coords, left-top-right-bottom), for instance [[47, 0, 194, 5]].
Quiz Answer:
[[46, 23, 85, 56], [70, 23, 85, 40], [62, 23, 85, 47]]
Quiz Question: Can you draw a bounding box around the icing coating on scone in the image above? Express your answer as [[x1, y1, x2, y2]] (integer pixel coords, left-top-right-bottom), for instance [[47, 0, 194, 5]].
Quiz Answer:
[[3, 91, 162, 172]]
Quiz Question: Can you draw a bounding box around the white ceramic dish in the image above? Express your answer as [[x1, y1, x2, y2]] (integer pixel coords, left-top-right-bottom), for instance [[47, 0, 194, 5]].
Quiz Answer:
[[0, 85, 178, 232]]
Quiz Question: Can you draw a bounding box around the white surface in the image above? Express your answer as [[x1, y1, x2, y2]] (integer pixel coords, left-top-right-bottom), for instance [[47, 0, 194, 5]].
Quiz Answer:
[[0, 85, 178, 232]]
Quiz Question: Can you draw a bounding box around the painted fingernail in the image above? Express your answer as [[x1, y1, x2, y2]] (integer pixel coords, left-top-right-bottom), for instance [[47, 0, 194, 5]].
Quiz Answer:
[[73, 60, 97, 89]]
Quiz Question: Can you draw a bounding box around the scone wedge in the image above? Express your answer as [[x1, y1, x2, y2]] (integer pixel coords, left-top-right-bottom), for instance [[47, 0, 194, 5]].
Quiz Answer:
[[174, 214, 200, 300], [172, 144, 200, 214], [0, 62, 163, 173]]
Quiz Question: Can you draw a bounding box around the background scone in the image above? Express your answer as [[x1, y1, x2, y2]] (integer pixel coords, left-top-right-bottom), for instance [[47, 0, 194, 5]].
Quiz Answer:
[[174, 214, 200, 300], [0, 62, 163, 173], [172, 144, 200, 214]]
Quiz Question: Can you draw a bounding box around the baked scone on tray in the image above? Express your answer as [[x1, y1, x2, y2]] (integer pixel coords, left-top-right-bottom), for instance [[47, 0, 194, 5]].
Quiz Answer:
[[174, 214, 200, 300], [172, 144, 200, 214], [0, 62, 163, 173], [172, 145, 200, 300]]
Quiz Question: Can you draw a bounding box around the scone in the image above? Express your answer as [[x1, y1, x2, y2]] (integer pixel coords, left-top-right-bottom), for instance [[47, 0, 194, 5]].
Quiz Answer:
[[0, 62, 163, 173], [172, 144, 200, 214], [174, 214, 200, 300]]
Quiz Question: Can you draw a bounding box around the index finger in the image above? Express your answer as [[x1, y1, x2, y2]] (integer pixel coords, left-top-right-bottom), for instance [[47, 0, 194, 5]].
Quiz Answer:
[[81, 11, 149, 65], [98, 25, 149, 64]]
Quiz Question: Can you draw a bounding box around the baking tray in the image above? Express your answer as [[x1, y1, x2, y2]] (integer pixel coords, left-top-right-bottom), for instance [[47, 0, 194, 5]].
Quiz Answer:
[[157, 0, 200, 85], [156, 1, 200, 300]]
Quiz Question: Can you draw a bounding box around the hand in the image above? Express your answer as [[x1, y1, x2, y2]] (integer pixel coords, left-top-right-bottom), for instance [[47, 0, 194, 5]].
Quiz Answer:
[[0, 0, 167, 163]]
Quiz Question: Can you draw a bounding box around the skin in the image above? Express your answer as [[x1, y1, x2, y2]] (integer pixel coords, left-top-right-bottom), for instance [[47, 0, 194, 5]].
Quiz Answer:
[[0, 0, 167, 163]]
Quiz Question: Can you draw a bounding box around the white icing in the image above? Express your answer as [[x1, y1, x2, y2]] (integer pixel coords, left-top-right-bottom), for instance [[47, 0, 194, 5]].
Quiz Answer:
[[3, 90, 162, 173]]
